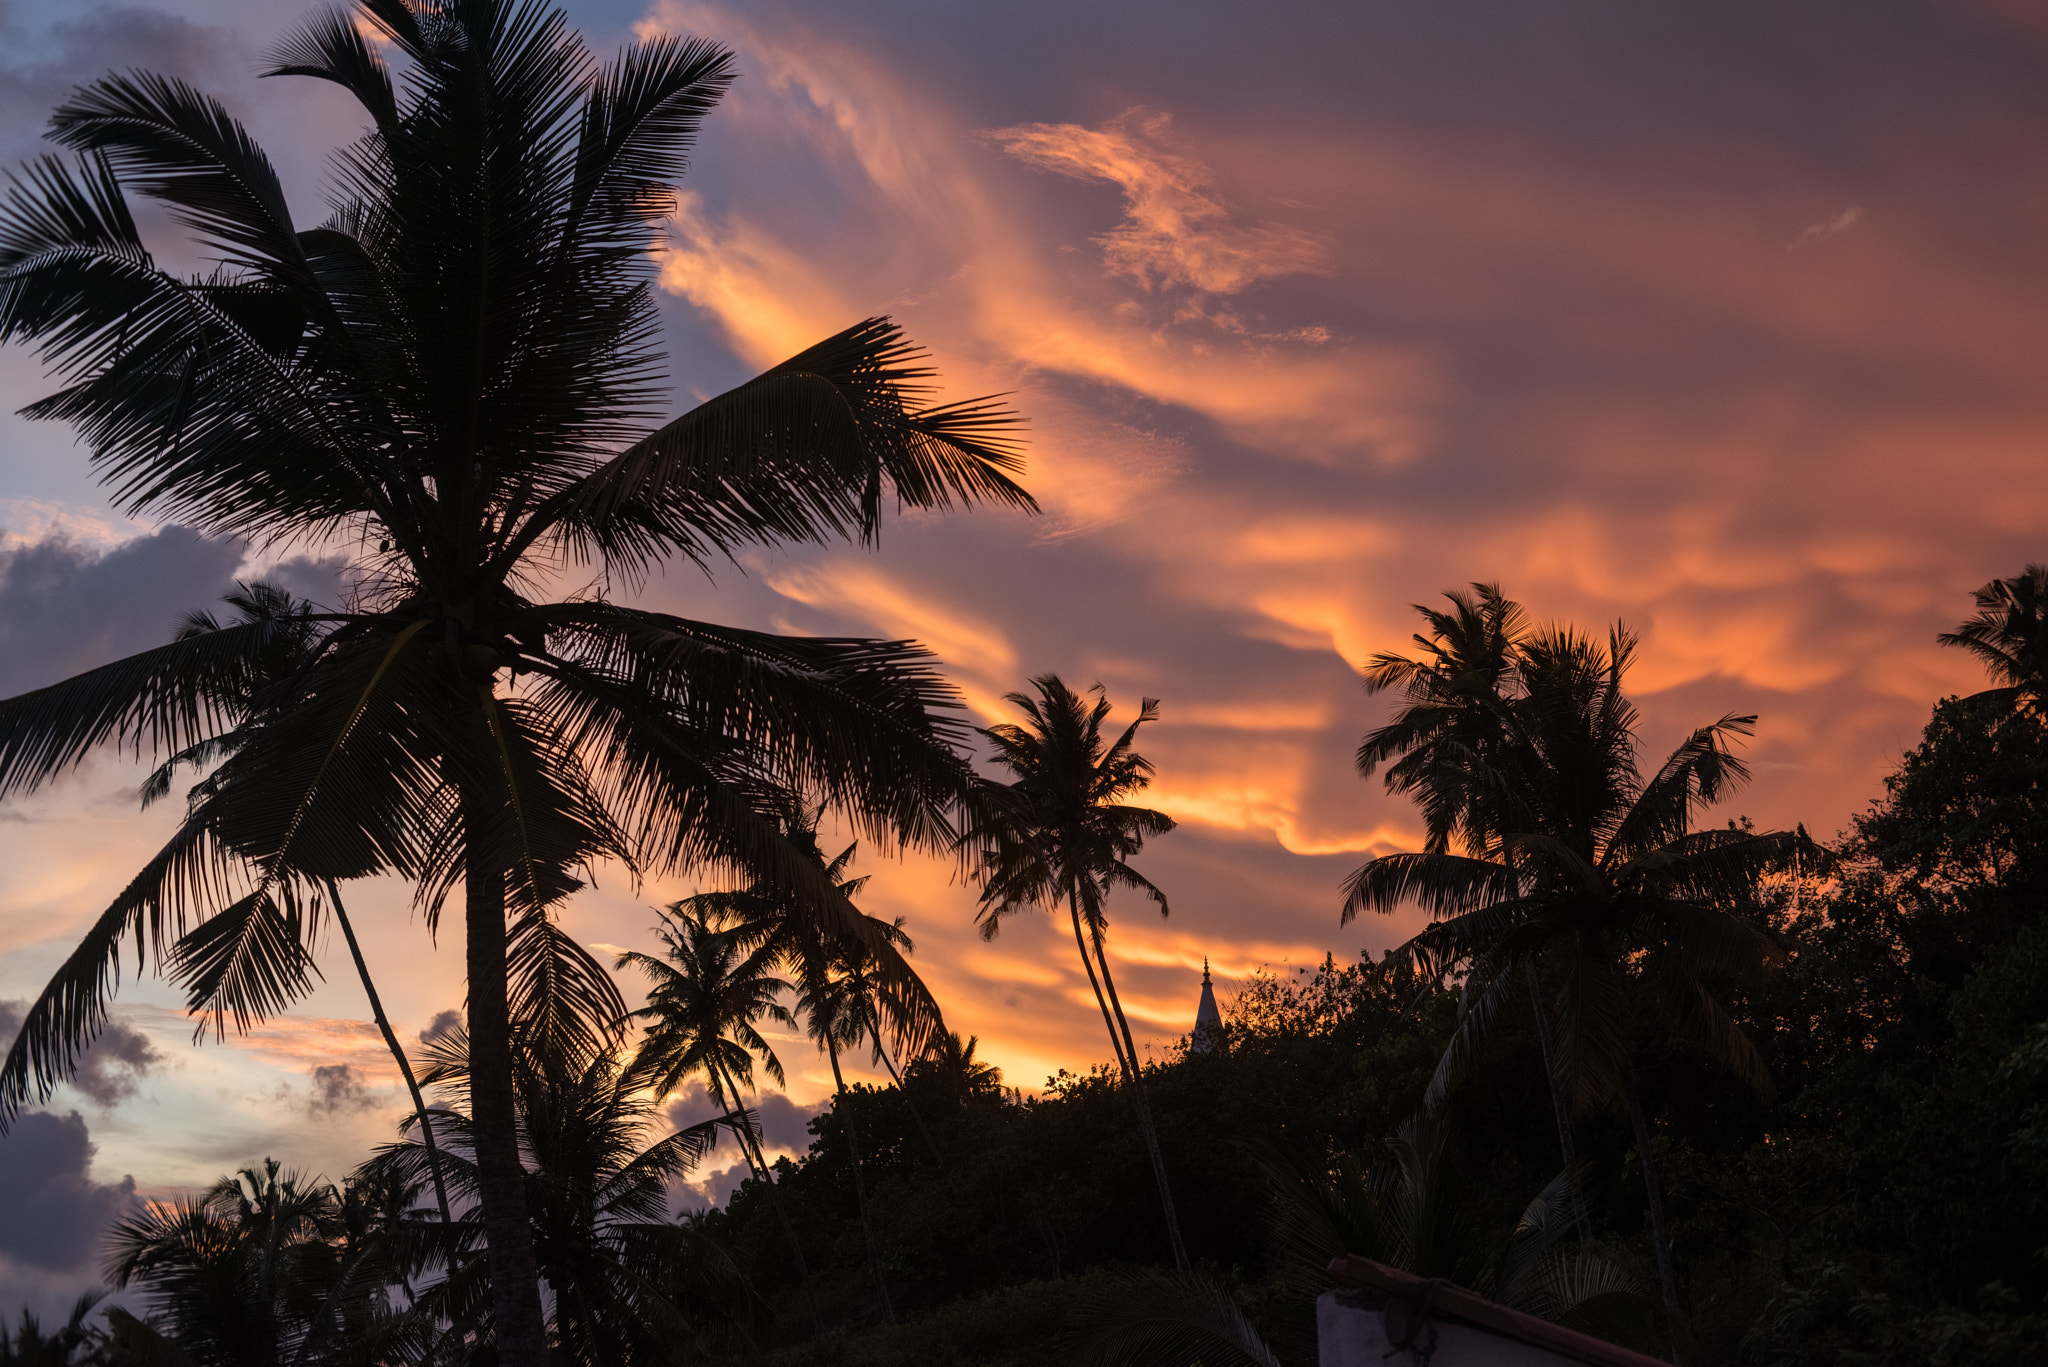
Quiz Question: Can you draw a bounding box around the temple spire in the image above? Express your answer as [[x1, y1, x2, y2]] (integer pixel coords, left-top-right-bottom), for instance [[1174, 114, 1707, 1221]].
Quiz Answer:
[[1193, 956, 1224, 1054]]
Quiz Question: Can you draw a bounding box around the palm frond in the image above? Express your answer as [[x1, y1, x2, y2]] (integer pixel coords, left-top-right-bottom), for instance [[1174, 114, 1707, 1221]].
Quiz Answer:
[[0, 617, 295, 796], [1342, 851, 1520, 923], [0, 810, 240, 1128], [167, 886, 322, 1039], [520, 317, 1032, 575], [1069, 1269, 1281, 1367]]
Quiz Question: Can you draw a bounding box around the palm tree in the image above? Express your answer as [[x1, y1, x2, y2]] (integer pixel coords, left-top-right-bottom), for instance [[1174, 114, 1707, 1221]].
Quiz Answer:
[[1355, 585, 1578, 1181], [790, 929, 898, 1325], [362, 1020, 762, 1364], [1939, 564, 2048, 715], [619, 900, 824, 1331], [103, 1159, 417, 1367], [969, 674, 1188, 1271], [915, 1028, 1004, 1100], [140, 581, 458, 1225], [778, 856, 917, 1327], [1344, 619, 1797, 1323], [1, 1293, 107, 1367], [0, 3, 1031, 1361]]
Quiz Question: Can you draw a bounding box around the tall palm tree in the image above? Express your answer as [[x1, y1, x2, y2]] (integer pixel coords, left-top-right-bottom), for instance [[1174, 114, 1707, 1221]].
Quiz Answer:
[[1939, 564, 2048, 715], [142, 581, 456, 1225], [969, 674, 1188, 1271], [790, 931, 898, 1325], [363, 1020, 761, 1364], [0, 3, 1031, 1361], [1344, 620, 1796, 1323], [779, 853, 914, 1326], [619, 900, 824, 1331], [1356, 585, 1576, 1179]]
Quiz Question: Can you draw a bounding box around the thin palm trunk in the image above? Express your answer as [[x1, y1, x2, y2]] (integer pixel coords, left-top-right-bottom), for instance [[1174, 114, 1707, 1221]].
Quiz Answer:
[[1622, 1064, 1683, 1362], [461, 829, 549, 1367], [1522, 960, 1590, 1241], [711, 1062, 823, 1335], [326, 879, 452, 1226], [826, 1035, 895, 1324], [861, 1003, 943, 1166], [1069, 901, 1135, 1078], [1070, 895, 1189, 1273]]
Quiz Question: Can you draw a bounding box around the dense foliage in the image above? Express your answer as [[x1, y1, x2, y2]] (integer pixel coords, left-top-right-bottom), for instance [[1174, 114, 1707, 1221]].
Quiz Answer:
[[11, 649, 2046, 1366]]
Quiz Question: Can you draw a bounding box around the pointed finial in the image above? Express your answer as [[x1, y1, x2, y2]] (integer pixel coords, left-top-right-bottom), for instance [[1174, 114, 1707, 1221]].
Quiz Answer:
[[1202, 956, 1211, 985]]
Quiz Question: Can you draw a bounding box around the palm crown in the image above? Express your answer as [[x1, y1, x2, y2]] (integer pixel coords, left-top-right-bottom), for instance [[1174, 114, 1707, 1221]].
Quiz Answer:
[[972, 675, 1174, 939], [1346, 590, 1800, 1317], [1939, 564, 2048, 715], [1347, 619, 1790, 1112]]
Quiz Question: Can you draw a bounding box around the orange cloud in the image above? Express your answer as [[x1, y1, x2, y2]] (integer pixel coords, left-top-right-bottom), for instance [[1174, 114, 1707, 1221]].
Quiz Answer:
[[984, 109, 1328, 294]]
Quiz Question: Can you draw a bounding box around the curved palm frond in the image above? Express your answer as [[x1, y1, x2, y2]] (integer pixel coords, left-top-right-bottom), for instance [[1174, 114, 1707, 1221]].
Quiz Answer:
[[1069, 1269, 1281, 1367]]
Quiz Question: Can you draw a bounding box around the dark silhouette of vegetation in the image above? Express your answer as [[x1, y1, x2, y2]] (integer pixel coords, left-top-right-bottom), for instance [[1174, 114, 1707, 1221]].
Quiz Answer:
[[1344, 590, 1801, 1328]]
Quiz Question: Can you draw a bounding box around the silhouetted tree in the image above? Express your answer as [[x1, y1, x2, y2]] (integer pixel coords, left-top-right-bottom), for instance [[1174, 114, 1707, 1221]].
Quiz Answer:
[[0, 3, 1030, 1362]]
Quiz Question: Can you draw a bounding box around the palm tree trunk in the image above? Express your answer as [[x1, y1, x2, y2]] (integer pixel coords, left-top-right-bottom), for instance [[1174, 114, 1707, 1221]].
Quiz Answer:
[[1070, 896, 1190, 1273], [1523, 960, 1575, 1173], [1522, 959, 1593, 1243], [862, 1004, 943, 1166], [1622, 1064, 1683, 1362], [712, 1064, 823, 1335], [326, 878, 453, 1226], [461, 834, 550, 1367], [827, 1035, 895, 1324], [1068, 900, 1135, 1078]]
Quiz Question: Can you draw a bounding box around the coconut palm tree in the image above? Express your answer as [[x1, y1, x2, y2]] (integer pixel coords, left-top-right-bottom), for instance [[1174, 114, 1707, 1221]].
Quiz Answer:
[[789, 922, 899, 1326], [619, 900, 825, 1330], [362, 1020, 761, 1364], [969, 674, 1188, 1271], [0, 3, 1030, 1361], [1356, 585, 1581, 1181], [1344, 622, 1797, 1324], [138, 581, 457, 1225], [1939, 564, 2048, 715], [102, 1159, 421, 1367], [0, 1292, 108, 1367]]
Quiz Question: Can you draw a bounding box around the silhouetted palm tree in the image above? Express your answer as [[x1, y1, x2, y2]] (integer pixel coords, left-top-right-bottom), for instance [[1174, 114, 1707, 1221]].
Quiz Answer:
[[916, 1028, 1004, 1101], [0, 2, 1030, 1360], [363, 1021, 760, 1363], [970, 675, 1188, 1271], [1356, 585, 1578, 1179], [619, 901, 823, 1330], [103, 1159, 418, 1367], [1939, 564, 2048, 715], [788, 912, 901, 1325], [1, 1292, 107, 1367], [134, 581, 458, 1225], [1346, 620, 1796, 1321]]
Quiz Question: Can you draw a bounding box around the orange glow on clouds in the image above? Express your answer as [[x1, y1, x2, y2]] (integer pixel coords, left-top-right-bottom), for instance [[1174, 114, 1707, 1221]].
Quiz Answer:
[[7, 0, 2048, 1195]]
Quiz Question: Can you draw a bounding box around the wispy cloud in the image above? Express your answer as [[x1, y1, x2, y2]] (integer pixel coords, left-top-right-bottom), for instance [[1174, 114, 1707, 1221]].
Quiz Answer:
[[1787, 206, 1865, 253], [984, 109, 1328, 294]]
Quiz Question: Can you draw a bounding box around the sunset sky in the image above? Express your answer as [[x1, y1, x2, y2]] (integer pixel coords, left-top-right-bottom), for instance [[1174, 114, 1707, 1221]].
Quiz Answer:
[[3, 0, 2046, 1314]]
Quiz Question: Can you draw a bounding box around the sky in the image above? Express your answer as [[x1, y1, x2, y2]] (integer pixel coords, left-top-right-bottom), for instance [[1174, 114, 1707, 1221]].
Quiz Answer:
[[4, 0, 2048, 1313]]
